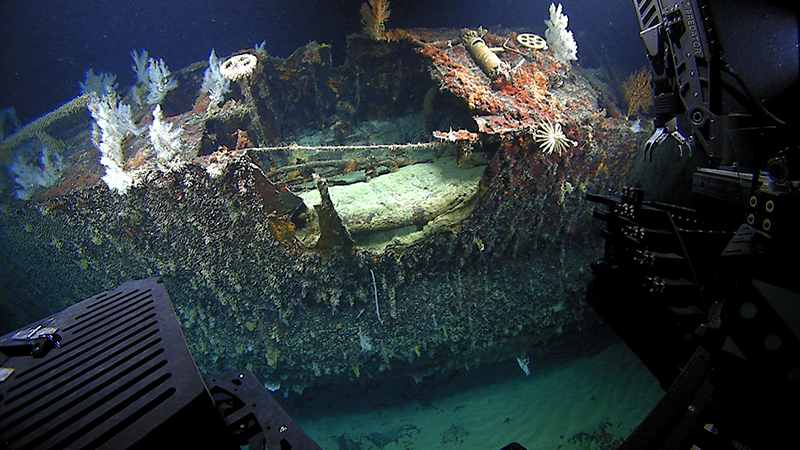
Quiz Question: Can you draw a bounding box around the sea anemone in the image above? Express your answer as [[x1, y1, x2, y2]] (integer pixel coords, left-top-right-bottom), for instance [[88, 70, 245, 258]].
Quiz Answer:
[[533, 119, 576, 155]]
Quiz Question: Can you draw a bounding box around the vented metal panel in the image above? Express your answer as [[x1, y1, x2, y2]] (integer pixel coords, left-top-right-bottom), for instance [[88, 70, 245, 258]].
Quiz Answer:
[[634, 0, 662, 30], [0, 278, 212, 450]]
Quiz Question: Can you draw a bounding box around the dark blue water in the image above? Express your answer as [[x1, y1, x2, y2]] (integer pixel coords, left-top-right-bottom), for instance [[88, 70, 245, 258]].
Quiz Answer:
[[0, 0, 645, 124]]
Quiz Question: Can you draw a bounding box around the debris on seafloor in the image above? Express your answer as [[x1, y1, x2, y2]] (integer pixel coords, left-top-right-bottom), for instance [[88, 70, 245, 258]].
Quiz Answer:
[[0, 25, 660, 394]]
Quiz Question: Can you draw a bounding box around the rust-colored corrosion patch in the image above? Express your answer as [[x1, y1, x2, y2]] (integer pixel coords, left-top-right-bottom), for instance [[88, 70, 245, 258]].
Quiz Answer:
[[413, 30, 568, 137]]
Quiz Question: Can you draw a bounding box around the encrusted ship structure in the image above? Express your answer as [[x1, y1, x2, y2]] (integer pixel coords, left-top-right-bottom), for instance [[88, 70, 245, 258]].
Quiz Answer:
[[0, 28, 670, 394]]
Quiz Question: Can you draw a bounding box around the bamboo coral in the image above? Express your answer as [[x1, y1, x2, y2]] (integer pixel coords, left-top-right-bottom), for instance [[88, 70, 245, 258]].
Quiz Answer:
[[622, 67, 653, 118], [360, 0, 391, 40]]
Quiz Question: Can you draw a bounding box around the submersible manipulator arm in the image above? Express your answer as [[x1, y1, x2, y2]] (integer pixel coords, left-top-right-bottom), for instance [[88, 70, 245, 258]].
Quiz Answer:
[[586, 0, 798, 449], [636, 0, 709, 161], [636, 0, 791, 170]]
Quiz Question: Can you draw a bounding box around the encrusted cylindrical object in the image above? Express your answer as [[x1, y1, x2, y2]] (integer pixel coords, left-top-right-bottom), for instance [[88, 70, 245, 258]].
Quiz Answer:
[[461, 28, 503, 78]]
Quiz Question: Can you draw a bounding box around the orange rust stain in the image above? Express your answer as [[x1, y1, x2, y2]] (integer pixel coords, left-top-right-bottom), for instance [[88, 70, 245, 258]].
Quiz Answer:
[[268, 217, 298, 245]]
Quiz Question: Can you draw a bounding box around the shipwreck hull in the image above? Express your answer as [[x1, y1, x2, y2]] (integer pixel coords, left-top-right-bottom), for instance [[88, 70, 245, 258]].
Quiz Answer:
[[0, 29, 665, 393]]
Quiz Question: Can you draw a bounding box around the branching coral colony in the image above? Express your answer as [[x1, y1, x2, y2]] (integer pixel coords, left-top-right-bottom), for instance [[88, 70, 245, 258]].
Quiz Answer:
[[622, 67, 653, 118], [86, 50, 185, 194], [360, 0, 391, 40], [129, 50, 178, 106], [200, 49, 231, 108], [544, 3, 578, 64]]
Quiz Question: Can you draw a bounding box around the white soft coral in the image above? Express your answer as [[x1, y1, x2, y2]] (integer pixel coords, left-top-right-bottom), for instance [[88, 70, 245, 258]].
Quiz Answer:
[[544, 3, 578, 64], [145, 58, 178, 105], [11, 145, 63, 200], [200, 49, 230, 107], [149, 104, 183, 169], [88, 93, 142, 194]]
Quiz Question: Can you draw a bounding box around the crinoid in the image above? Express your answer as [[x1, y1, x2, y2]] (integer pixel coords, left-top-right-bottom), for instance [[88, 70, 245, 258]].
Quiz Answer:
[[533, 120, 576, 155]]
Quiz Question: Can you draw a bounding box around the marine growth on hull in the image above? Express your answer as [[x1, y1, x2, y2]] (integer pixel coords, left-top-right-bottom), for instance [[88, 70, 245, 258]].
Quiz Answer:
[[0, 6, 661, 394]]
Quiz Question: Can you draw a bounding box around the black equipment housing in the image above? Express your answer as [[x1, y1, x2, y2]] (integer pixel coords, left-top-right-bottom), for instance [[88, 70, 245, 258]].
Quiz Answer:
[[585, 1, 799, 449], [0, 278, 322, 450]]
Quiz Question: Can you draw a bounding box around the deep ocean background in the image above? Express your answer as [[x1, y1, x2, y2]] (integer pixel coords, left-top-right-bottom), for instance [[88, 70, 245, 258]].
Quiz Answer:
[[0, 0, 646, 124]]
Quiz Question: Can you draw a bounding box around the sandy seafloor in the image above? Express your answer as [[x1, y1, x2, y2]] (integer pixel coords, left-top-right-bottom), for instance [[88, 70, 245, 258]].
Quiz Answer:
[[283, 329, 665, 450]]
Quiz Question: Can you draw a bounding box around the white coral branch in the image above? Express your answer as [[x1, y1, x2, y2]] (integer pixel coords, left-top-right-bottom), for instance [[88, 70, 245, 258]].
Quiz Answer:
[[201, 49, 231, 107], [88, 93, 141, 194], [544, 3, 578, 64], [149, 104, 184, 168], [146, 58, 178, 105]]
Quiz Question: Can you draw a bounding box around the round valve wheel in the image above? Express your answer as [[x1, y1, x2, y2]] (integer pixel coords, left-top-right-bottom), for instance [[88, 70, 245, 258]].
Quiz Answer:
[[516, 33, 547, 50]]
